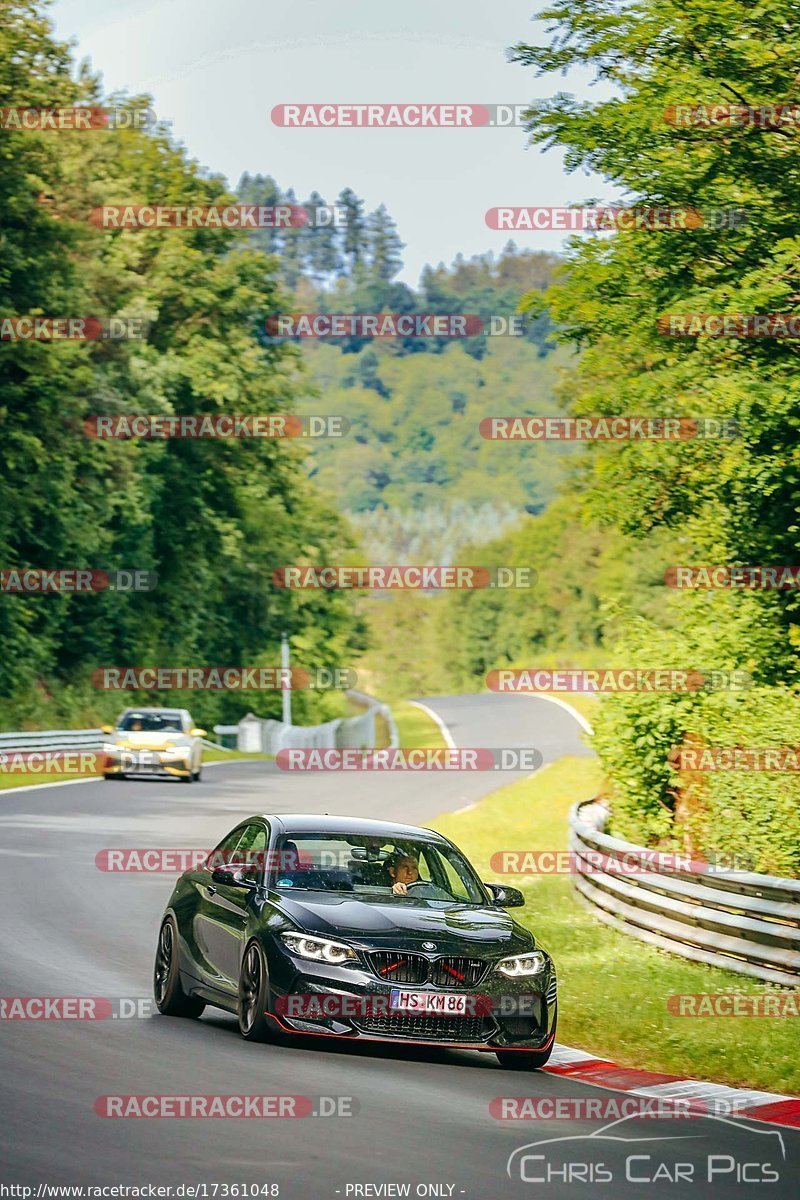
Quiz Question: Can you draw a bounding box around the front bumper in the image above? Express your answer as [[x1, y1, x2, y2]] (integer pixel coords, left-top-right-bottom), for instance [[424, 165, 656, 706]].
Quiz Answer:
[[264, 945, 557, 1051], [103, 750, 192, 777]]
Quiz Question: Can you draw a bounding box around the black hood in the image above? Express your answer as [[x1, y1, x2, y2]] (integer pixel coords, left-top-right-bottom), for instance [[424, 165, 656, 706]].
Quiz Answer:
[[270, 892, 535, 955]]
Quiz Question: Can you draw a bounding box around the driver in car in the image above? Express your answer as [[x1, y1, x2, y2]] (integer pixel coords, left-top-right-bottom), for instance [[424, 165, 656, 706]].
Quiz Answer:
[[389, 854, 420, 895]]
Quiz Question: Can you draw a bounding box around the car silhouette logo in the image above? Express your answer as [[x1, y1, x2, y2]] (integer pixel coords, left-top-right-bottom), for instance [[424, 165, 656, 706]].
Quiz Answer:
[[422, 941, 437, 951]]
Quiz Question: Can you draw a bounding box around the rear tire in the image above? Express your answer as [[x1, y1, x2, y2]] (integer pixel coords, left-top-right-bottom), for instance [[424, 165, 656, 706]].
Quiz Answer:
[[238, 941, 272, 1042], [154, 916, 205, 1018]]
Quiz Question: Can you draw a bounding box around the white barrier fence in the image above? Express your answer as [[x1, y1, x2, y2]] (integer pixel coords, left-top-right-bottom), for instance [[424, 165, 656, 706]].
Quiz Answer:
[[228, 690, 398, 755]]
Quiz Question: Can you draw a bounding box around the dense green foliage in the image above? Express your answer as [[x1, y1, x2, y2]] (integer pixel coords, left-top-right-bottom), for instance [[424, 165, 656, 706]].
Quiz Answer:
[[0, 1, 364, 729], [509, 0, 800, 872], [296, 329, 573, 526]]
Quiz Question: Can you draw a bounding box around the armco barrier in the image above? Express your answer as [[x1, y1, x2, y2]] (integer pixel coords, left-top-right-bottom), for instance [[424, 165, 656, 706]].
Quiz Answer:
[[569, 800, 800, 987], [0, 728, 229, 755], [0, 728, 104, 752], [0, 691, 398, 763]]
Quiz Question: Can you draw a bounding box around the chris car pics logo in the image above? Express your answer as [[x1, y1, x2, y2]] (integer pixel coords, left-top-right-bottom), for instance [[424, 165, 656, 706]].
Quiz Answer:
[[506, 1114, 786, 1185]]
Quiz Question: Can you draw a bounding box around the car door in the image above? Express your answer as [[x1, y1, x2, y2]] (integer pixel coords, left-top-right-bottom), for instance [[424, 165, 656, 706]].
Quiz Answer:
[[195, 822, 268, 993], [191, 824, 248, 992]]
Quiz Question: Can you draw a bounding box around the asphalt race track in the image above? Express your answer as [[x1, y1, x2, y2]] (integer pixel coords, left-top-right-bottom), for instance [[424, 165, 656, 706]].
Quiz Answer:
[[1, 694, 797, 1198]]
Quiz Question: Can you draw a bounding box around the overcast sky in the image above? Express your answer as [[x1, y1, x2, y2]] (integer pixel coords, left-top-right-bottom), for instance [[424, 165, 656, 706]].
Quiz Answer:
[[49, 0, 610, 284]]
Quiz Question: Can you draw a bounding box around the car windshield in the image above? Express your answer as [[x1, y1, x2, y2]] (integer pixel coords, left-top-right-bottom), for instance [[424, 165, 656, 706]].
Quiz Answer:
[[117, 713, 184, 733], [269, 834, 487, 905]]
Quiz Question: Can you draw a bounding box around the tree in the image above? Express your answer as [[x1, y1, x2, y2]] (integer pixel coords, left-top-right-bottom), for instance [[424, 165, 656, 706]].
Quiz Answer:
[[303, 190, 341, 285], [336, 186, 368, 271], [365, 203, 404, 283], [0, 0, 365, 729], [510, 0, 800, 864]]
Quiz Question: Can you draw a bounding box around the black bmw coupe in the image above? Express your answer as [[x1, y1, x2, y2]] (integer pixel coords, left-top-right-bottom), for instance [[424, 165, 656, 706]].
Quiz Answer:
[[154, 813, 557, 1068]]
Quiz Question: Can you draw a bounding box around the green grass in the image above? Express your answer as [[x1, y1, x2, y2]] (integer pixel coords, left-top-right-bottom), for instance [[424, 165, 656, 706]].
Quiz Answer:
[[393, 701, 448, 749], [201, 748, 272, 763], [0, 766, 101, 790], [548, 692, 600, 729], [431, 756, 800, 1096]]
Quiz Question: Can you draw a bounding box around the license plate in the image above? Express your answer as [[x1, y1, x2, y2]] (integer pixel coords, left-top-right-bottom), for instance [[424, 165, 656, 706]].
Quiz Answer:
[[390, 990, 469, 1014], [123, 751, 158, 769]]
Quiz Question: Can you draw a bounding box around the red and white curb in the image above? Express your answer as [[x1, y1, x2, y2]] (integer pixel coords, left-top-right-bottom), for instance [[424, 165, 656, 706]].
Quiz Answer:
[[544, 1044, 800, 1129]]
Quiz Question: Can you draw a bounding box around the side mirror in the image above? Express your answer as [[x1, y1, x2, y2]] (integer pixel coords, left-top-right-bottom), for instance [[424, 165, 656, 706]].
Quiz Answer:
[[101, 724, 113, 735], [211, 866, 256, 889], [485, 882, 525, 908], [191, 728, 207, 738]]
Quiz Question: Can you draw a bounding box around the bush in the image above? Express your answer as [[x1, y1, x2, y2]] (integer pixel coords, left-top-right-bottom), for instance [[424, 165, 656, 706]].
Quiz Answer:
[[592, 591, 800, 875]]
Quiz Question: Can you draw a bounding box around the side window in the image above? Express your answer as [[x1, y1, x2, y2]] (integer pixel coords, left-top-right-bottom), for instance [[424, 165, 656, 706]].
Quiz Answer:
[[206, 826, 247, 871], [235, 823, 268, 882]]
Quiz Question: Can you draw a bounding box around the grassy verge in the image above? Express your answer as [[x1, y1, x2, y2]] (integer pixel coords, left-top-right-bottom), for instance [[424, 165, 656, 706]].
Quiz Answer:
[[201, 748, 272, 764], [545, 692, 600, 729], [393, 701, 448, 749], [431, 756, 799, 1096]]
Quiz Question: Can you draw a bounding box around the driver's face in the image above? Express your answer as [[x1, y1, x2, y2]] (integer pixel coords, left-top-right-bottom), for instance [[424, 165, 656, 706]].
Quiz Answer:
[[390, 856, 419, 884]]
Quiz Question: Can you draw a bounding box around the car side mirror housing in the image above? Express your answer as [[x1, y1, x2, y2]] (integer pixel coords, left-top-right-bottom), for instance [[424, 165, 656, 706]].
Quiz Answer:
[[211, 866, 256, 889], [191, 728, 207, 738], [101, 724, 113, 735], [485, 882, 525, 908]]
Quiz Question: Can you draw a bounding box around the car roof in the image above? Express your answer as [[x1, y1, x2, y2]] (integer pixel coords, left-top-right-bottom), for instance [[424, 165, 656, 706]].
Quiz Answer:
[[244, 813, 448, 842]]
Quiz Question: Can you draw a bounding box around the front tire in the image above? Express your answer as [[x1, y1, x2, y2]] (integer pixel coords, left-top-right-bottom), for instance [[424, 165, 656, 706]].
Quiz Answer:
[[496, 1008, 556, 1069], [238, 941, 272, 1042], [496, 1043, 554, 1070], [153, 916, 205, 1018]]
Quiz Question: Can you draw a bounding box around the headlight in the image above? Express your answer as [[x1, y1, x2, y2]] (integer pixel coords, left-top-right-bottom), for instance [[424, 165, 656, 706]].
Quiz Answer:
[[495, 951, 546, 977], [280, 932, 357, 965]]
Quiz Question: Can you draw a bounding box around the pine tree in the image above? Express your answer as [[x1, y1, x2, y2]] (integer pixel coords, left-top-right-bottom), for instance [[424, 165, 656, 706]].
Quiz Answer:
[[336, 187, 368, 273], [366, 204, 405, 283], [304, 190, 342, 286]]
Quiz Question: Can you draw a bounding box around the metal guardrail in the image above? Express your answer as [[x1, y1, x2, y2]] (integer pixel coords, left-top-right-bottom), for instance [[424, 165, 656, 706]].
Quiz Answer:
[[569, 800, 800, 987], [0, 728, 229, 754], [0, 728, 104, 751], [0, 695, 398, 761]]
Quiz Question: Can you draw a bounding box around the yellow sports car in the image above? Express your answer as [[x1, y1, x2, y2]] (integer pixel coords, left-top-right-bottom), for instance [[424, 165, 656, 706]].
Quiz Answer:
[[102, 707, 206, 783]]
